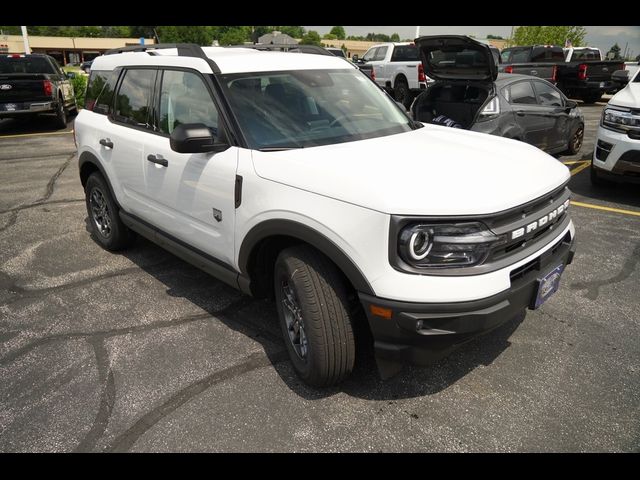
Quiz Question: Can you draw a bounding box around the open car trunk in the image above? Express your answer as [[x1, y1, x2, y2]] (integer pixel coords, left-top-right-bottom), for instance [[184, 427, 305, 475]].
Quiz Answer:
[[412, 83, 490, 129]]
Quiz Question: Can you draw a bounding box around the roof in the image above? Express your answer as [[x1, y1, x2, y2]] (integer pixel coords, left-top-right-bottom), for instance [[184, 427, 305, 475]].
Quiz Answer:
[[91, 46, 355, 74]]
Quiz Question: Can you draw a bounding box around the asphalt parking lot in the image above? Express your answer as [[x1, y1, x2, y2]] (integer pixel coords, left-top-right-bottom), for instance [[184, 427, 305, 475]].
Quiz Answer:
[[1, 100, 639, 452]]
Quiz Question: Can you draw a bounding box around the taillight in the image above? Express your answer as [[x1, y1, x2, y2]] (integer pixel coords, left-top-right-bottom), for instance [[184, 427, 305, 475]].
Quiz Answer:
[[43, 80, 53, 96], [551, 65, 557, 83], [418, 63, 426, 82], [370, 68, 375, 81], [578, 64, 588, 81], [504, 66, 513, 74]]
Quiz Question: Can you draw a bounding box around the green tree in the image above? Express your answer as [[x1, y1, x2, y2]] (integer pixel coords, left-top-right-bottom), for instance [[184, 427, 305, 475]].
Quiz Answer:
[[156, 26, 212, 45], [607, 43, 621, 60], [0, 26, 21, 34], [217, 27, 251, 46], [390, 33, 400, 42], [329, 26, 346, 40], [486, 34, 504, 40], [300, 30, 322, 46], [323, 33, 337, 40], [512, 26, 586, 47]]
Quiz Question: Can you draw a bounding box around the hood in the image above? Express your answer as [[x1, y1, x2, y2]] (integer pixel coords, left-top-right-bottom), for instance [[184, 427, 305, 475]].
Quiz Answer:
[[414, 35, 498, 82], [251, 126, 570, 216], [608, 81, 640, 109]]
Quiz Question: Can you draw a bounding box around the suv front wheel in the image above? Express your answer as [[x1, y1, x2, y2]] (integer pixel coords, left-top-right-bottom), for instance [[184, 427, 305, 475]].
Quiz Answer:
[[274, 245, 356, 387], [84, 172, 135, 251]]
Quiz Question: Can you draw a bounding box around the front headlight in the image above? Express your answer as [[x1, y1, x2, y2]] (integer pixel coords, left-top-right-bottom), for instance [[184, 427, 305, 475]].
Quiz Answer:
[[602, 107, 640, 132], [398, 222, 507, 268]]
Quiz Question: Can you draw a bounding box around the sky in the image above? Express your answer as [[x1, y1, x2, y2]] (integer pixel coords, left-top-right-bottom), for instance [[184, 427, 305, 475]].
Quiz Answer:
[[305, 26, 640, 59]]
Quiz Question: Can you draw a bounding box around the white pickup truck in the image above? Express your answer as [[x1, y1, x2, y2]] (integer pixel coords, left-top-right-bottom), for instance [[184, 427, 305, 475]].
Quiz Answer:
[[356, 42, 432, 108]]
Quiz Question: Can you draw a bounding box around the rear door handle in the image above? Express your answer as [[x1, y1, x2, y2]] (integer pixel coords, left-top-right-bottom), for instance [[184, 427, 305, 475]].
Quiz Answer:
[[147, 154, 168, 167], [99, 138, 113, 148]]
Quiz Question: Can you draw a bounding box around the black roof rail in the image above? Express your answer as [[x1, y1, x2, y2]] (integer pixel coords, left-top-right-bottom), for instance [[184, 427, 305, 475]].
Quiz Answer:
[[104, 43, 221, 74]]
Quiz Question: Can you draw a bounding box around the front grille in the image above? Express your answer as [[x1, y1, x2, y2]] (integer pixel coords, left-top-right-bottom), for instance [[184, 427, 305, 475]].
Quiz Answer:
[[509, 231, 571, 285]]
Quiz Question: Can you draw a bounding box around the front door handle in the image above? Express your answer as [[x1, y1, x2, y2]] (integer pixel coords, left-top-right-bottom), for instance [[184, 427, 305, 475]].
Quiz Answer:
[[99, 138, 113, 148], [147, 154, 168, 167], [515, 110, 526, 116]]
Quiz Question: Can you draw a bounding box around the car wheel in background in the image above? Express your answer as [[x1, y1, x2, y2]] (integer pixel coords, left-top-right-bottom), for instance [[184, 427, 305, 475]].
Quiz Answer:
[[53, 98, 67, 129], [394, 78, 412, 110], [565, 124, 584, 156]]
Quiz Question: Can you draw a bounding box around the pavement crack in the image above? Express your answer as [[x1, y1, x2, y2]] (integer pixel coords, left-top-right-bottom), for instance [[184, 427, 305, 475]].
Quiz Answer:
[[36, 153, 75, 204], [0, 211, 19, 234], [571, 242, 640, 300], [0, 198, 85, 215], [0, 297, 253, 365], [74, 337, 115, 453], [103, 350, 288, 453]]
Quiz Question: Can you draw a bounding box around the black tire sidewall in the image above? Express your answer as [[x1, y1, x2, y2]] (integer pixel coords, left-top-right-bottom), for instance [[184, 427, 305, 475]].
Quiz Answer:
[[85, 173, 131, 250], [54, 99, 67, 128], [394, 79, 410, 108]]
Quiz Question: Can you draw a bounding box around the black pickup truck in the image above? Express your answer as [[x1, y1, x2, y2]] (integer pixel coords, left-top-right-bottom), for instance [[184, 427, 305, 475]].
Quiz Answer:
[[0, 53, 77, 128], [556, 48, 626, 103], [499, 45, 564, 83]]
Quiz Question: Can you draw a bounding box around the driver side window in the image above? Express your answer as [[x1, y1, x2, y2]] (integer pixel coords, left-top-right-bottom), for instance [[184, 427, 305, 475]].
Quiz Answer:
[[362, 47, 378, 62], [158, 69, 219, 135]]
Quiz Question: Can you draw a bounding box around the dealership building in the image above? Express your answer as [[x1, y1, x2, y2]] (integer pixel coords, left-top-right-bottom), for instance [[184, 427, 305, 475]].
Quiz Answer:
[[0, 35, 156, 65]]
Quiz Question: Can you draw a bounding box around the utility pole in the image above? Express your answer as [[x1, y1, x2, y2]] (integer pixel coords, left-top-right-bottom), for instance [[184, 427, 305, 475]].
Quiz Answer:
[[21, 26, 31, 54]]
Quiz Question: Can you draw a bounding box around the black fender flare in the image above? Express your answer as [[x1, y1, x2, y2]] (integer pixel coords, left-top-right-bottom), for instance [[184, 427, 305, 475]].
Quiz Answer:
[[238, 219, 375, 296], [78, 151, 121, 208]]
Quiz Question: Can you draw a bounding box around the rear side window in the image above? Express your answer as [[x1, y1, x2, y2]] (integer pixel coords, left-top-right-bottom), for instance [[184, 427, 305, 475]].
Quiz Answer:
[[85, 70, 118, 114], [0, 56, 57, 74], [158, 69, 218, 135], [506, 81, 537, 104], [531, 47, 564, 62], [112, 68, 156, 128], [391, 46, 419, 62]]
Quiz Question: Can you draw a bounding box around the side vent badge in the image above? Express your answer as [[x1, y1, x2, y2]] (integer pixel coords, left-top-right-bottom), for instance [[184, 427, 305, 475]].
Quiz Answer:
[[212, 208, 222, 222]]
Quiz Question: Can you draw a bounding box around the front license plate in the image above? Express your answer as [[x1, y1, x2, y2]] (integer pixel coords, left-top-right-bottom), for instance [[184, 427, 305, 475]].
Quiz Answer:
[[2, 103, 17, 111], [600, 82, 606, 88], [532, 264, 564, 309]]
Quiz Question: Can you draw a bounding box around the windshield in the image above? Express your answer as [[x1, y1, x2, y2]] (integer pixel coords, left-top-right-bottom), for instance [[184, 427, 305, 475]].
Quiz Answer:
[[219, 69, 413, 150]]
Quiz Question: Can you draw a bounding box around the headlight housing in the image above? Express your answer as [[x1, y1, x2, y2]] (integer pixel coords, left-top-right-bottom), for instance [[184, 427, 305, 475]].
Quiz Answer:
[[601, 106, 640, 133], [398, 222, 506, 269]]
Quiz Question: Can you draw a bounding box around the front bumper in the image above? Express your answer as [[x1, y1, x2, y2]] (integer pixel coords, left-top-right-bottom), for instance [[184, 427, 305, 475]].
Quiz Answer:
[[593, 125, 640, 182], [359, 229, 576, 370]]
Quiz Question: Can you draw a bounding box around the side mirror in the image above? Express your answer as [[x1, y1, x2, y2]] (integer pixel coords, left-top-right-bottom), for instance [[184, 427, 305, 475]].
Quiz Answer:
[[352, 54, 359, 63], [169, 123, 229, 154], [65, 71, 76, 79], [565, 100, 578, 110]]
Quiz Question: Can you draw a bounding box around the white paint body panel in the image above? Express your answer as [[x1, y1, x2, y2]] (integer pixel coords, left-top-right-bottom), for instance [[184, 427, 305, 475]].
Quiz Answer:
[[76, 49, 575, 304]]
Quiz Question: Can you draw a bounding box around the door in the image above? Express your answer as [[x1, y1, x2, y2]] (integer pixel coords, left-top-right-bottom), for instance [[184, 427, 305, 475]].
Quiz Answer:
[[506, 80, 554, 150], [532, 80, 571, 151], [141, 68, 238, 266], [107, 67, 159, 217]]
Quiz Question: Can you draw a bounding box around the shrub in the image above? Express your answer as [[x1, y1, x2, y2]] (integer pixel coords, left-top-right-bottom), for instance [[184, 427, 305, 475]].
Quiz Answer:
[[71, 74, 88, 109]]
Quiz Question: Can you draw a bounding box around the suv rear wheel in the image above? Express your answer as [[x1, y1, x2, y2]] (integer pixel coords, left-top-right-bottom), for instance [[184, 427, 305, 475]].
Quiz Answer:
[[53, 96, 67, 129], [394, 77, 412, 110], [84, 172, 135, 251], [274, 245, 356, 387]]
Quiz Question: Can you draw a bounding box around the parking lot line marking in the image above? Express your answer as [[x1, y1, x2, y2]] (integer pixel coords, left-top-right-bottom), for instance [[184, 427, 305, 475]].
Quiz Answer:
[[563, 160, 590, 165], [571, 201, 640, 218], [570, 161, 591, 176], [0, 130, 74, 140]]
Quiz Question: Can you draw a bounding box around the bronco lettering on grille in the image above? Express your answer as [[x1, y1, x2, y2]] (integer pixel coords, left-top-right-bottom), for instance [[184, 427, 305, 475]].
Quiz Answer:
[[511, 199, 570, 241]]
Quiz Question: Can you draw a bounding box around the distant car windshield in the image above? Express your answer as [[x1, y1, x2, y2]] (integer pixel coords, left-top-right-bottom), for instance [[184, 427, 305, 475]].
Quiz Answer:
[[0, 56, 56, 74], [220, 69, 413, 150]]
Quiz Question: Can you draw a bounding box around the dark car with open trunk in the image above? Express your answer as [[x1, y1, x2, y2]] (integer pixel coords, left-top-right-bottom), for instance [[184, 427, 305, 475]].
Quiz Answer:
[[411, 35, 585, 157]]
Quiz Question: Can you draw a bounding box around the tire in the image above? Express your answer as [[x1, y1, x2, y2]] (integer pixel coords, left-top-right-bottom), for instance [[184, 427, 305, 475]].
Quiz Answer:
[[582, 93, 602, 104], [84, 172, 135, 251], [394, 78, 412, 110], [53, 97, 67, 129], [274, 245, 356, 387], [564, 124, 584, 156]]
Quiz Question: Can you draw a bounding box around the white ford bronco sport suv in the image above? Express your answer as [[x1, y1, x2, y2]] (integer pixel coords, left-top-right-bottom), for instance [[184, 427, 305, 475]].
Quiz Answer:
[[75, 43, 576, 386]]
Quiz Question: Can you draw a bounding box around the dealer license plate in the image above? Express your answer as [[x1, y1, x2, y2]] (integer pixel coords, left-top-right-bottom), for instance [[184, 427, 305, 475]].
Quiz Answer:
[[532, 264, 564, 309], [2, 103, 17, 111]]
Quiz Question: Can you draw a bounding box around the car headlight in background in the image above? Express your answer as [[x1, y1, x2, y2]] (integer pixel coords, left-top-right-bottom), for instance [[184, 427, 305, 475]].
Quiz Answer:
[[602, 107, 640, 133], [398, 222, 507, 268]]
